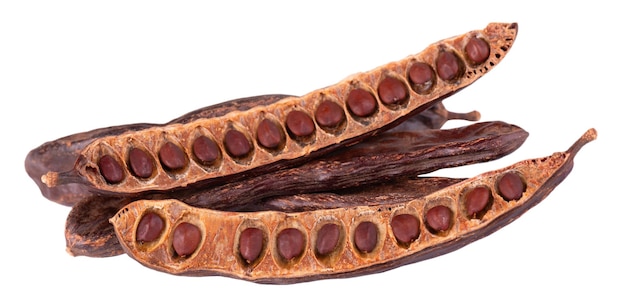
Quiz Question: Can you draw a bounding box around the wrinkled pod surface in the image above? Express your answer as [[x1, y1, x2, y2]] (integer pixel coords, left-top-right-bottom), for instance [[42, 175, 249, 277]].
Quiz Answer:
[[111, 129, 596, 284], [41, 23, 518, 195]]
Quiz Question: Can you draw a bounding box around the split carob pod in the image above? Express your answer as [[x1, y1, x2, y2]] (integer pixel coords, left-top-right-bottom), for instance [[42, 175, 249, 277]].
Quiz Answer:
[[25, 94, 293, 206], [39, 22, 518, 196], [65, 120, 524, 257], [110, 128, 596, 284]]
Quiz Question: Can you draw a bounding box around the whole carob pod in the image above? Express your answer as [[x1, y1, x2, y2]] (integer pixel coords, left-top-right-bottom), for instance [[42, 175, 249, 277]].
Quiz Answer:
[[25, 22, 597, 283]]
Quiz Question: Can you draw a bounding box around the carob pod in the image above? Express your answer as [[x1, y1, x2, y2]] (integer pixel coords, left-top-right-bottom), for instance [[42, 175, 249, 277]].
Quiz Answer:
[[110, 129, 596, 284], [40, 23, 518, 195], [25, 94, 293, 206], [65, 121, 524, 257]]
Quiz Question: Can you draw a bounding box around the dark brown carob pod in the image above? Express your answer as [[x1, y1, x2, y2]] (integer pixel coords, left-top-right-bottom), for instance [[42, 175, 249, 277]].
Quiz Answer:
[[110, 129, 595, 284]]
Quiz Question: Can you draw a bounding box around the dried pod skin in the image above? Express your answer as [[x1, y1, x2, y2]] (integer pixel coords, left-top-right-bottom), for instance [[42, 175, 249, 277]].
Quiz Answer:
[[111, 129, 595, 283], [39, 23, 518, 196]]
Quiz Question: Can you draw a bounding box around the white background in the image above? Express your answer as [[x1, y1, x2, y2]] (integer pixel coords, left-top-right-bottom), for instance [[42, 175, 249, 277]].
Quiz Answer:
[[2, 1, 623, 306]]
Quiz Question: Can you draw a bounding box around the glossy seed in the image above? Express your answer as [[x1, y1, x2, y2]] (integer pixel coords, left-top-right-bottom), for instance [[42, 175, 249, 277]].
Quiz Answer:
[[391, 214, 420, 244], [286, 110, 315, 137], [224, 130, 251, 158], [378, 77, 407, 105], [257, 119, 284, 149], [354, 221, 378, 253], [436, 51, 461, 81], [172, 222, 201, 257], [277, 228, 305, 260], [465, 37, 490, 64], [315, 223, 340, 256], [315, 100, 345, 128], [98, 154, 124, 184], [136, 212, 165, 243], [128, 148, 154, 178], [497, 172, 526, 201], [346, 89, 377, 117], [426, 205, 452, 232], [465, 186, 492, 218], [158, 142, 187, 171], [239, 228, 264, 263], [192, 135, 219, 164], [408, 62, 434, 93]]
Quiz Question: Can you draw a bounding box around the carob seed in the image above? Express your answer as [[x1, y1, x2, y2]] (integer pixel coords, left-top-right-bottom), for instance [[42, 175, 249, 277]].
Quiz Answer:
[[128, 148, 154, 178], [464, 186, 492, 218], [98, 154, 124, 184], [277, 228, 305, 260], [436, 51, 461, 81], [391, 214, 420, 244], [158, 142, 187, 171], [172, 222, 201, 257], [354, 221, 378, 253], [408, 62, 435, 93], [239, 227, 264, 263], [315, 223, 340, 256], [426, 205, 452, 233], [286, 110, 315, 137], [136, 212, 164, 243], [378, 77, 408, 105], [192, 135, 219, 164], [465, 37, 490, 64], [346, 88, 377, 117], [497, 172, 525, 201], [224, 130, 251, 158], [256, 119, 283, 149], [315, 100, 345, 128]]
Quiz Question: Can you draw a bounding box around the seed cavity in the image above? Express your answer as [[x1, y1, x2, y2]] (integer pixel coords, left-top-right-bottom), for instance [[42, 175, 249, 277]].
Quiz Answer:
[[391, 214, 420, 245], [408, 62, 435, 94], [315, 100, 346, 131], [136, 212, 165, 243], [497, 172, 526, 201], [192, 135, 220, 165], [315, 223, 340, 256], [286, 110, 316, 138], [128, 147, 154, 179], [377, 77, 408, 106], [436, 51, 463, 82], [354, 221, 378, 254], [465, 37, 490, 65], [464, 186, 493, 219], [346, 88, 377, 117], [98, 154, 124, 184], [172, 222, 202, 258], [256, 118, 284, 150]]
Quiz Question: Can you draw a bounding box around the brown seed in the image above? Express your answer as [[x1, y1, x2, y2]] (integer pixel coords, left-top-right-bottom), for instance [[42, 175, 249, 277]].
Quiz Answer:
[[286, 110, 315, 137], [128, 148, 154, 178], [224, 130, 251, 158], [391, 214, 420, 244], [378, 77, 407, 105], [465, 37, 490, 64], [354, 221, 378, 253], [277, 228, 305, 260], [426, 205, 452, 233], [158, 142, 187, 171], [256, 119, 284, 149], [436, 51, 461, 81], [464, 186, 492, 218], [98, 154, 124, 184], [408, 62, 434, 93], [192, 135, 219, 164], [346, 88, 377, 117], [315, 100, 345, 128], [497, 172, 526, 201], [315, 223, 340, 256], [136, 212, 165, 243], [239, 228, 264, 263], [172, 222, 201, 257]]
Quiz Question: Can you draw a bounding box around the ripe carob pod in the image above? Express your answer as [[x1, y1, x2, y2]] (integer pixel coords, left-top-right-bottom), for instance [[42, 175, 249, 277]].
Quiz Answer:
[[40, 22, 518, 195], [65, 121, 525, 257], [110, 129, 596, 284]]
